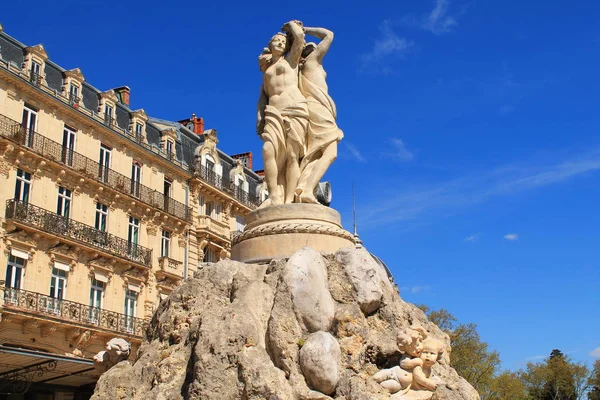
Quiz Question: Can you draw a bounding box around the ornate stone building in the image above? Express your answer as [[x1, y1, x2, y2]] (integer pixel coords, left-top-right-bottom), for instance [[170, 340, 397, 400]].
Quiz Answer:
[[0, 26, 262, 397]]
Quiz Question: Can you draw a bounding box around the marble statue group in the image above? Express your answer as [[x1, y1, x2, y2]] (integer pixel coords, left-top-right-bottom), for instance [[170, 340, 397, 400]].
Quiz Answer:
[[257, 20, 343, 206]]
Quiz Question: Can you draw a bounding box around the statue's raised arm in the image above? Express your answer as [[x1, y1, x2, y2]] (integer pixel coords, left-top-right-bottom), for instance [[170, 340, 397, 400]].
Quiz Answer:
[[303, 26, 334, 63], [282, 20, 305, 69]]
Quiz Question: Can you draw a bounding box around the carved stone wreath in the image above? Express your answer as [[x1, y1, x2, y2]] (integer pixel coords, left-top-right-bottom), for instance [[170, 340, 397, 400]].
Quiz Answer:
[[232, 223, 354, 245]]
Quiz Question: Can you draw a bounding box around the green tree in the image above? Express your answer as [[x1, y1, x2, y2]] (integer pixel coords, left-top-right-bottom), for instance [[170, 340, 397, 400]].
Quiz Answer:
[[520, 349, 590, 400], [587, 360, 600, 400], [486, 371, 528, 400]]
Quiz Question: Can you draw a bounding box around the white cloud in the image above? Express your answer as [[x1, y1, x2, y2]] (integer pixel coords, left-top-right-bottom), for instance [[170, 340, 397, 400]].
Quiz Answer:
[[590, 347, 600, 357], [360, 20, 413, 72], [504, 234, 519, 241], [422, 0, 458, 34], [465, 233, 481, 242], [400, 285, 432, 294], [389, 138, 415, 162], [525, 355, 547, 361], [357, 148, 600, 228], [344, 142, 367, 163]]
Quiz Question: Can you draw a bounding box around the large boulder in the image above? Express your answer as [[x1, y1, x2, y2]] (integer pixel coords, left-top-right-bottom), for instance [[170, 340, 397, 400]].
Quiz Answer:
[[92, 248, 479, 400], [299, 331, 341, 395]]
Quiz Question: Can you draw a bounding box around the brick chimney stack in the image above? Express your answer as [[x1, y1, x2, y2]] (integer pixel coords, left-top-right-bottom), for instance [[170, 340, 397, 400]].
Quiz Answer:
[[179, 113, 204, 135], [113, 86, 130, 106]]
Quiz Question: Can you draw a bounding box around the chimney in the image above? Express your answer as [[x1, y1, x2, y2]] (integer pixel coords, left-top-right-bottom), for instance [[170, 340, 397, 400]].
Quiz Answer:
[[232, 152, 253, 170], [113, 86, 130, 106], [179, 113, 204, 135]]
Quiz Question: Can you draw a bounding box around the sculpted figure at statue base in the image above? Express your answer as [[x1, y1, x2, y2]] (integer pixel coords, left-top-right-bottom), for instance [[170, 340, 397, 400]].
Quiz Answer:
[[257, 20, 343, 207], [373, 327, 456, 400], [93, 338, 131, 373]]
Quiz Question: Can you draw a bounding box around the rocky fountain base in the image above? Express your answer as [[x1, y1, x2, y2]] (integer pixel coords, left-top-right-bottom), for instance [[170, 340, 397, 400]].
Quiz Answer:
[[91, 246, 479, 400]]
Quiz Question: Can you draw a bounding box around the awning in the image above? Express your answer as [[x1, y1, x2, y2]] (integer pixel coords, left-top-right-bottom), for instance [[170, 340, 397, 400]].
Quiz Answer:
[[0, 345, 100, 394], [127, 284, 140, 293], [94, 272, 108, 283], [10, 248, 29, 260], [53, 261, 70, 272]]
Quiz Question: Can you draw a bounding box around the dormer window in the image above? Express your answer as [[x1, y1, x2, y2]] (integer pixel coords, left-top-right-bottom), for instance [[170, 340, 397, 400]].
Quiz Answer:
[[29, 60, 42, 86], [99, 90, 118, 128], [130, 109, 148, 144], [166, 140, 173, 157], [135, 123, 143, 139], [24, 44, 48, 87], [104, 104, 114, 126], [69, 83, 80, 105], [30, 60, 41, 76]]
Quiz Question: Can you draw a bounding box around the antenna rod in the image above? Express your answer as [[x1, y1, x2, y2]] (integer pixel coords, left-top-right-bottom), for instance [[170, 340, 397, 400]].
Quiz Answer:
[[352, 183, 357, 235]]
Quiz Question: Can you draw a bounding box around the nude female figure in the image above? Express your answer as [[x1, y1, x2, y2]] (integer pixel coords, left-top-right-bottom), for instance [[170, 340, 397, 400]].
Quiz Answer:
[[295, 26, 344, 203], [257, 20, 308, 205]]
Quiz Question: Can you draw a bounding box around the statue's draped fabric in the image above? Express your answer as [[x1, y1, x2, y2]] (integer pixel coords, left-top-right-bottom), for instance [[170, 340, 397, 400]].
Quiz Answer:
[[298, 72, 343, 174]]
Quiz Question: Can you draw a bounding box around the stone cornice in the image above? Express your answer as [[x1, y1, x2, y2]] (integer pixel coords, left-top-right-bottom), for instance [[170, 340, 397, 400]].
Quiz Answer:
[[131, 109, 148, 122], [25, 44, 49, 61], [99, 89, 119, 103], [64, 68, 85, 83]]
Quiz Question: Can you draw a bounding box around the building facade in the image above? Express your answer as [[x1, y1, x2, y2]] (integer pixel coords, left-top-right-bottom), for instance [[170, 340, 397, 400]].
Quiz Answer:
[[0, 26, 263, 398]]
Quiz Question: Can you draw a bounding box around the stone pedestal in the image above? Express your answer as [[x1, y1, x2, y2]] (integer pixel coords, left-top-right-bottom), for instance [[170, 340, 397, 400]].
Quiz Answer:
[[231, 204, 355, 263]]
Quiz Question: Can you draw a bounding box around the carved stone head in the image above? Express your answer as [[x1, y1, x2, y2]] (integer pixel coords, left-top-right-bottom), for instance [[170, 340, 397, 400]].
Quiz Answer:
[[397, 325, 427, 357]]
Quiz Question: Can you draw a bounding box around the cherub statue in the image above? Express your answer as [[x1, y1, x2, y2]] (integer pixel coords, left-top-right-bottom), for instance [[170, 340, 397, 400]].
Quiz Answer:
[[410, 338, 446, 392], [373, 325, 427, 394], [93, 338, 131, 373]]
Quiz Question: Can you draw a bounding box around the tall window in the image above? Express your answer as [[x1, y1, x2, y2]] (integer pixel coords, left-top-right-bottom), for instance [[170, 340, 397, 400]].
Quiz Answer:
[[6, 255, 25, 289], [128, 216, 140, 257], [62, 126, 76, 166], [89, 278, 105, 324], [166, 140, 173, 158], [214, 203, 221, 222], [30, 61, 41, 85], [135, 123, 143, 141], [48, 267, 67, 315], [50, 268, 67, 300], [30, 60, 41, 76], [163, 178, 172, 212], [57, 187, 72, 218], [95, 203, 108, 232], [21, 105, 37, 147], [98, 144, 111, 183], [5, 255, 25, 304], [161, 230, 171, 258], [131, 162, 141, 197], [124, 289, 138, 332], [205, 201, 213, 217], [14, 169, 31, 203], [203, 247, 217, 263], [69, 83, 79, 101], [104, 104, 113, 125], [235, 216, 246, 232]]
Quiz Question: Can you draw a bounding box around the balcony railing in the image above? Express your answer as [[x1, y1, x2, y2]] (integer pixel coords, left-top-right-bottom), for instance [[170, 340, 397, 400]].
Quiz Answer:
[[197, 215, 230, 239], [6, 199, 152, 267], [29, 71, 42, 86], [191, 163, 261, 209], [157, 257, 183, 279], [2, 287, 148, 338], [0, 114, 192, 221]]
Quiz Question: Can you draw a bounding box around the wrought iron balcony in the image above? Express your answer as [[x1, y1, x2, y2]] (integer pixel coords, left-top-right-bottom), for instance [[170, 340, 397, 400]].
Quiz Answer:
[[2, 286, 148, 338], [0, 114, 192, 222], [191, 163, 261, 209], [5, 199, 152, 267]]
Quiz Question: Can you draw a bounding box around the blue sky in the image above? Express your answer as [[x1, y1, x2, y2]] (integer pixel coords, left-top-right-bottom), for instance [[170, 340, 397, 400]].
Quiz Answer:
[[2, 0, 599, 371]]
